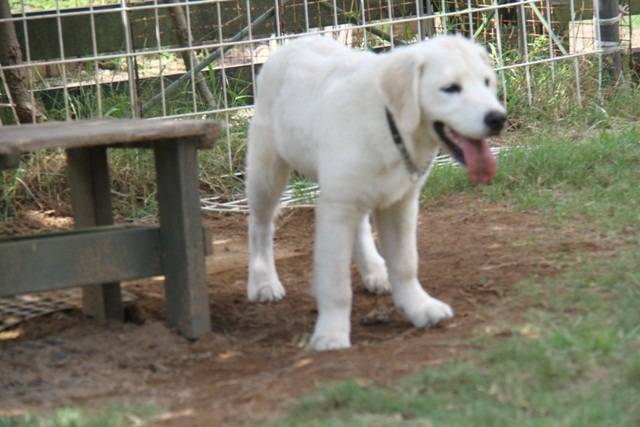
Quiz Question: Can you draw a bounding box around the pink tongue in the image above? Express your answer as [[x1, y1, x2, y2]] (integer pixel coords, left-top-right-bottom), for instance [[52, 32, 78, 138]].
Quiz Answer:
[[452, 133, 497, 184]]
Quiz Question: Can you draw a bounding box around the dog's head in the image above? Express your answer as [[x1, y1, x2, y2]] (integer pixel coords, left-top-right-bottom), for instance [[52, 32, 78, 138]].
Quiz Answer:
[[376, 35, 506, 183]]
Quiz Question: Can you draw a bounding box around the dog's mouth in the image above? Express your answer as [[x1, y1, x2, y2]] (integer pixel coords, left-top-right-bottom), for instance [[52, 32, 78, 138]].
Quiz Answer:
[[433, 122, 497, 184]]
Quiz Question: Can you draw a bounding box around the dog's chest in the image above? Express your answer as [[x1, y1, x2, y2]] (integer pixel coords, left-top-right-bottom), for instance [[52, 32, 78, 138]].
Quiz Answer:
[[367, 148, 437, 209], [349, 163, 422, 210]]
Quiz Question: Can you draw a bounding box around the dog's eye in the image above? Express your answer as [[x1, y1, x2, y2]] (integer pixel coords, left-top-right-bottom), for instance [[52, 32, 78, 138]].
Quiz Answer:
[[485, 78, 491, 87], [441, 83, 462, 94]]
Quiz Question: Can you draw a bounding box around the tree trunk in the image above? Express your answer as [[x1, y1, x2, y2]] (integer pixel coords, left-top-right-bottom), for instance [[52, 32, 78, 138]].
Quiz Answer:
[[164, 0, 216, 109], [0, 0, 45, 123]]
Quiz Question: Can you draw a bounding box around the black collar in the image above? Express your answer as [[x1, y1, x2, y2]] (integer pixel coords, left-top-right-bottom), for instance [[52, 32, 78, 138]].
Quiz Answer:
[[385, 107, 405, 149], [385, 107, 430, 181]]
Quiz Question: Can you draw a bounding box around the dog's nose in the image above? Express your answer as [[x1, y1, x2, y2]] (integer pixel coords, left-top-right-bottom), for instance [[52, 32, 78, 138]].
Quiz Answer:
[[484, 110, 507, 133]]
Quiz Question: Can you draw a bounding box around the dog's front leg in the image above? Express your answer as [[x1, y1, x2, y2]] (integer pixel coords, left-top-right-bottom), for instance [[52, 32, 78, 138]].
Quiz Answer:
[[376, 191, 453, 328], [310, 199, 362, 351]]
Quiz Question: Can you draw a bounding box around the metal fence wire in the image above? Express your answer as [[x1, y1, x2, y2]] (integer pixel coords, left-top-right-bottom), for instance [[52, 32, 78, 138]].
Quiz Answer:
[[0, 0, 636, 208]]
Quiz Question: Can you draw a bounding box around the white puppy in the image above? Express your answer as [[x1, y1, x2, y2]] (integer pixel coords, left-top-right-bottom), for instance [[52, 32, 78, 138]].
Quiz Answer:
[[246, 35, 506, 351]]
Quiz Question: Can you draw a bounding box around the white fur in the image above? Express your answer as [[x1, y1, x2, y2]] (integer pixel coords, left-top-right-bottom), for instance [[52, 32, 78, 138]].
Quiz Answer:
[[246, 35, 505, 351]]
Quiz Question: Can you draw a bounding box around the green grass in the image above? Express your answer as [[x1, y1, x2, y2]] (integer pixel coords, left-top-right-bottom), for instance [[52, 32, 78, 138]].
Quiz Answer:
[[424, 125, 640, 232], [268, 126, 640, 426], [0, 405, 158, 427], [274, 249, 640, 427]]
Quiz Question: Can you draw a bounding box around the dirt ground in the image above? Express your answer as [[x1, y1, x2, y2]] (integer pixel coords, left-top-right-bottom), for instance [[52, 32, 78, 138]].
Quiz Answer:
[[0, 196, 614, 426]]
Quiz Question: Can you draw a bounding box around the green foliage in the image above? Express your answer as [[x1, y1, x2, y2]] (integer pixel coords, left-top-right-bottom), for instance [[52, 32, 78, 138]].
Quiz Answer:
[[621, 14, 640, 28], [1, 74, 253, 219], [9, 0, 117, 12], [0, 150, 68, 218], [289, 176, 318, 205]]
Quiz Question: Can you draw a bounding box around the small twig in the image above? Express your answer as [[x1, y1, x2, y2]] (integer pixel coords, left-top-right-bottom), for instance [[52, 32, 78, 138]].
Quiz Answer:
[[142, 4, 282, 113], [319, 1, 407, 47], [162, 0, 217, 109]]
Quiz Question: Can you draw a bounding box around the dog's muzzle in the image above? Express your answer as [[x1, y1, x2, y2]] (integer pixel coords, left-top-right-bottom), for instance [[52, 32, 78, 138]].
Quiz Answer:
[[484, 110, 507, 136]]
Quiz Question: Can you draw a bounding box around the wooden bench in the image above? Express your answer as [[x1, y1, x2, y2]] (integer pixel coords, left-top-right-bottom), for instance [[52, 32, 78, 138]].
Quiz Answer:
[[0, 119, 221, 339]]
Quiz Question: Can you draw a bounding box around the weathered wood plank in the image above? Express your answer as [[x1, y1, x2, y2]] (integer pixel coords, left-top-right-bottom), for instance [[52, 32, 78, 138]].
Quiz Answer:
[[0, 225, 163, 297], [0, 119, 220, 155], [67, 146, 123, 321], [67, 147, 113, 226], [154, 139, 211, 339]]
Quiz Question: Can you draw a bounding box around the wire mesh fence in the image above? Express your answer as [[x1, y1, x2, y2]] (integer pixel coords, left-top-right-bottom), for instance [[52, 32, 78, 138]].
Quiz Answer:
[[0, 0, 637, 205]]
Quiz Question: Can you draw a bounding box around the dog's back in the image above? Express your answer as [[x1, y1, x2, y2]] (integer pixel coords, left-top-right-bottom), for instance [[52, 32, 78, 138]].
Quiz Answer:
[[254, 37, 364, 114], [251, 37, 373, 179]]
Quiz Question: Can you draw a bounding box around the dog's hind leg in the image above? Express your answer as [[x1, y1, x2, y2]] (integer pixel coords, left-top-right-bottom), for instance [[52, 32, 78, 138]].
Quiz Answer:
[[246, 122, 290, 303], [375, 191, 453, 328], [353, 214, 390, 294]]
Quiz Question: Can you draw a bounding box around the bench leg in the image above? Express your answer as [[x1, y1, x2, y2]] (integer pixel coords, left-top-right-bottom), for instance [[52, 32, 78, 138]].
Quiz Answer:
[[154, 141, 211, 339], [66, 147, 124, 321]]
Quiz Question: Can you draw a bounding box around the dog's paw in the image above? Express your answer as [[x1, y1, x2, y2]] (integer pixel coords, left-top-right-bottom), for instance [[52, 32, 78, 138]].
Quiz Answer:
[[398, 294, 453, 328], [310, 332, 351, 351], [362, 271, 391, 295], [247, 280, 286, 303]]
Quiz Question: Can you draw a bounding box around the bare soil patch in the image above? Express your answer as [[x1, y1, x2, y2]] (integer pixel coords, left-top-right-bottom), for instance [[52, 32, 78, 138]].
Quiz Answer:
[[0, 196, 613, 425]]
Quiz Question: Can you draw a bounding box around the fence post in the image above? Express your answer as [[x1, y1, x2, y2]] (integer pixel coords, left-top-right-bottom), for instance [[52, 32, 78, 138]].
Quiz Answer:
[[516, 2, 527, 56], [599, 0, 622, 82], [418, 0, 435, 39]]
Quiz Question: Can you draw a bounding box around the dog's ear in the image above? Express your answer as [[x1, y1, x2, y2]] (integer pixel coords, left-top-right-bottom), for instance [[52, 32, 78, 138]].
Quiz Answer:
[[476, 44, 492, 66], [376, 50, 425, 135]]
